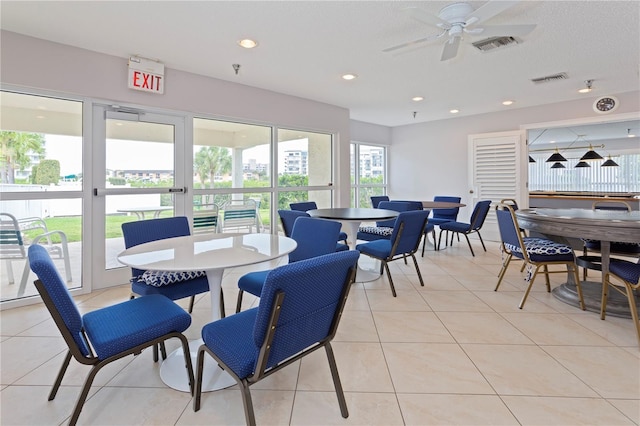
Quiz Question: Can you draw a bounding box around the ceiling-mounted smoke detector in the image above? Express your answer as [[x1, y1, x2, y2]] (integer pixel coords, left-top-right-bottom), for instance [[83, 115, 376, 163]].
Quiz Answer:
[[531, 72, 569, 84], [472, 36, 519, 52]]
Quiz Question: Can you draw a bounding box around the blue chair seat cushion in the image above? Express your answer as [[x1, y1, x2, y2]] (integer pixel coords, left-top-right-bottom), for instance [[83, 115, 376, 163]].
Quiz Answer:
[[335, 243, 349, 252], [506, 237, 574, 262], [356, 239, 391, 259], [83, 294, 192, 360], [438, 221, 469, 232], [201, 308, 259, 379], [609, 259, 640, 285], [583, 239, 640, 254], [358, 226, 393, 237], [238, 270, 270, 297], [133, 270, 206, 287]]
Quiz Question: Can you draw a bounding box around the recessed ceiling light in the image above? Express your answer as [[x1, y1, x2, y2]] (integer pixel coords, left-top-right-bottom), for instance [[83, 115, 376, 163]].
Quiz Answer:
[[342, 74, 357, 80], [238, 39, 258, 49], [502, 100, 514, 106], [36, 115, 45, 119], [449, 109, 459, 114], [412, 96, 424, 102]]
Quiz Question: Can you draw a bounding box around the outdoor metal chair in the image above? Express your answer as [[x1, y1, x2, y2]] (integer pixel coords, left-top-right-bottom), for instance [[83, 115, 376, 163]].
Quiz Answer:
[[0, 212, 71, 297]]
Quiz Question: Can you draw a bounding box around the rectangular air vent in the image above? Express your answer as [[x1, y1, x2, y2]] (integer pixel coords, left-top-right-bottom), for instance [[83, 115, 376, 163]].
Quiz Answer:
[[531, 72, 569, 84], [472, 36, 518, 52]]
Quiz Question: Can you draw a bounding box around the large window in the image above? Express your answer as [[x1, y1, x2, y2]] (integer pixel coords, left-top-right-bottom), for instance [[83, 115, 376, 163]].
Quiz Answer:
[[350, 143, 387, 207], [1, 91, 83, 302]]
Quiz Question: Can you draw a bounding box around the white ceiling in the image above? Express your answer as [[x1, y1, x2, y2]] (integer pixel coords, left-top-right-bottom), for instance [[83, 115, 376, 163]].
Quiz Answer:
[[1, 1, 639, 127]]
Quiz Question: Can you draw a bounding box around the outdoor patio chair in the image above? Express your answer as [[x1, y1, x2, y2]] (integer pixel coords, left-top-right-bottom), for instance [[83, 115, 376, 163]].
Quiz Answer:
[[192, 203, 219, 234], [494, 202, 586, 310], [28, 244, 194, 426], [221, 199, 260, 233], [0, 212, 71, 297], [194, 250, 359, 426]]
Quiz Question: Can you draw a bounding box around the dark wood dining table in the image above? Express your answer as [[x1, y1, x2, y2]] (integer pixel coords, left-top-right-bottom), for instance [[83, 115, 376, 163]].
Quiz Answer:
[[515, 208, 640, 317]]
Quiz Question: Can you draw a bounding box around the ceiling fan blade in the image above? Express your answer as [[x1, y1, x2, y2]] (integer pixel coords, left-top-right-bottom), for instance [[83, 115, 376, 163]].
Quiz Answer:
[[466, 0, 520, 25], [475, 24, 536, 37], [383, 33, 442, 53], [441, 37, 461, 61], [404, 6, 449, 28]]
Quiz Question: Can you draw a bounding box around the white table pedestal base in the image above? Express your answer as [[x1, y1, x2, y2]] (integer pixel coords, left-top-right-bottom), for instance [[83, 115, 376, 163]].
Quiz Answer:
[[160, 338, 236, 392]]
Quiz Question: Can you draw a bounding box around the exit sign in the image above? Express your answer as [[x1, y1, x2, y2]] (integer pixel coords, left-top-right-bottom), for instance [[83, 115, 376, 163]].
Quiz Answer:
[[128, 56, 164, 94]]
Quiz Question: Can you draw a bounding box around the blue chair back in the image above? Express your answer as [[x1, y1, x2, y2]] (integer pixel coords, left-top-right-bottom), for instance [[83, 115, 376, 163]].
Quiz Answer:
[[376, 200, 423, 227], [122, 216, 191, 277], [288, 217, 342, 263], [28, 244, 91, 357], [389, 210, 430, 254], [370, 195, 389, 208], [289, 201, 318, 212], [496, 205, 523, 253], [432, 196, 461, 220], [254, 250, 359, 370], [278, 209, 309, 237], [469, 200, 492, 231]]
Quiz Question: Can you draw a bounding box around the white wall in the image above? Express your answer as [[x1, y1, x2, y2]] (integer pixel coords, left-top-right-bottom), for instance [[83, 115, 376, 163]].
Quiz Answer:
[[0, 30, 353, 205], [390, 91, 640, 218]]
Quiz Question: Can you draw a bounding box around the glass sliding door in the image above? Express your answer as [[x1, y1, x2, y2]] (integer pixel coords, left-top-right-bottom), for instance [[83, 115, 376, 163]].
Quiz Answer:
[[92, 107, 185, 287], [0, 90, 83, 302]]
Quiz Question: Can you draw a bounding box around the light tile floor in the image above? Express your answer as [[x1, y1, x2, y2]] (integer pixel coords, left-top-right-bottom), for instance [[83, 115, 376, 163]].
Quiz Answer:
[[1, 239, 639, 425]]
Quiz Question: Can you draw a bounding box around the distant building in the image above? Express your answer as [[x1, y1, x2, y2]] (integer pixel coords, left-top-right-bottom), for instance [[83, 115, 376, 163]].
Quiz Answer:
[[359, 147, 384, 178], [283, 150, 308, 175]]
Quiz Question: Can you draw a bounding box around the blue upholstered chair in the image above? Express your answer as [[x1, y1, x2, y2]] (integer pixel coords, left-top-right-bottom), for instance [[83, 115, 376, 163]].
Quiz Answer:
[[28, 244, 194, 426], [356, 210, 430, 297], [122, 217, 214, 315], [577, 201, 640, 280], [279, 209, 349, 252], [370, 195, 389, 208], [357, 200, 423, 242], [235, 216, 347, 312], [437, 200, 492, 256], [428, 196, 461, 226], [603, 259, 640, 346], [289, 201, 348, 244], [194, 250, 360, 426], [289, 201, 318, 212], [494, 203, 586, 310]]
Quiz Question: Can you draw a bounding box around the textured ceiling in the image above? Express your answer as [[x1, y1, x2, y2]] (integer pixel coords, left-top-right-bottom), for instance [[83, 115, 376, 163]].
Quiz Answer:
[[1, 1, 639, 127]]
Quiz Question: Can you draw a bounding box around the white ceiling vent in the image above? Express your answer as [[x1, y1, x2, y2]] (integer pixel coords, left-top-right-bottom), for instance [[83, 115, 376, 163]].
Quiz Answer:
[[531, 72, 569, 84], [472, 36, 518, 52]]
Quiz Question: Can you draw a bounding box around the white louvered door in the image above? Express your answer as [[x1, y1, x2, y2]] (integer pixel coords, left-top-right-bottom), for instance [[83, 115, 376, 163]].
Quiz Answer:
[[468, 130, 527, 242]]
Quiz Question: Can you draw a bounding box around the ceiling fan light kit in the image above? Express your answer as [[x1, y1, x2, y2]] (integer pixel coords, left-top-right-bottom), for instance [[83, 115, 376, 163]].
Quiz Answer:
[[385, 1, 536, 61]]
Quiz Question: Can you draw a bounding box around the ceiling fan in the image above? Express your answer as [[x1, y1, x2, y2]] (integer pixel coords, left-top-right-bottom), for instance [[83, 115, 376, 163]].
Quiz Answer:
[[384, 0, 536, 61]]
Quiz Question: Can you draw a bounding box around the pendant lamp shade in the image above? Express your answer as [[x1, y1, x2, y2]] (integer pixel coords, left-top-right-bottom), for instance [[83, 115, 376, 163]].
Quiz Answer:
[[579, 144, 604, 161], [546, 148, 567, 162], [575, 161, 591, 168], [550, 162, 566, 169], [529, 156, 536, 163], [601, 156, 619, 167]]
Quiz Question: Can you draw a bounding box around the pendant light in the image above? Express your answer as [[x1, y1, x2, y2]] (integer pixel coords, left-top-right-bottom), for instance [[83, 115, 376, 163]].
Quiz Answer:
[[546, 148, 567, 163], [601, 156, 619, 167], [579, 144, 604, 161], [528, 156, 536, 163], [550, 162, 566, 169], [575, 161, 591, 168]]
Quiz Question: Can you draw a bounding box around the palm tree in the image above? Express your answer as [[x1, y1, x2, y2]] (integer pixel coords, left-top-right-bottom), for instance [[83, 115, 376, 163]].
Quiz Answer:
[[0, 131, 46, 184], [194, 146, 232, 204]]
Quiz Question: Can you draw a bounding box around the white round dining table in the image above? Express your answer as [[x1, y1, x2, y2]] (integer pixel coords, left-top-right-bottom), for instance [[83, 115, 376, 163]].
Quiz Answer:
[[117, 233, 297, 392]]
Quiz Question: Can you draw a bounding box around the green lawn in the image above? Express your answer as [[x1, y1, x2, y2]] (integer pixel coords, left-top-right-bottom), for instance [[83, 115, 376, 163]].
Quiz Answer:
[[29, 211, 272, 244]]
